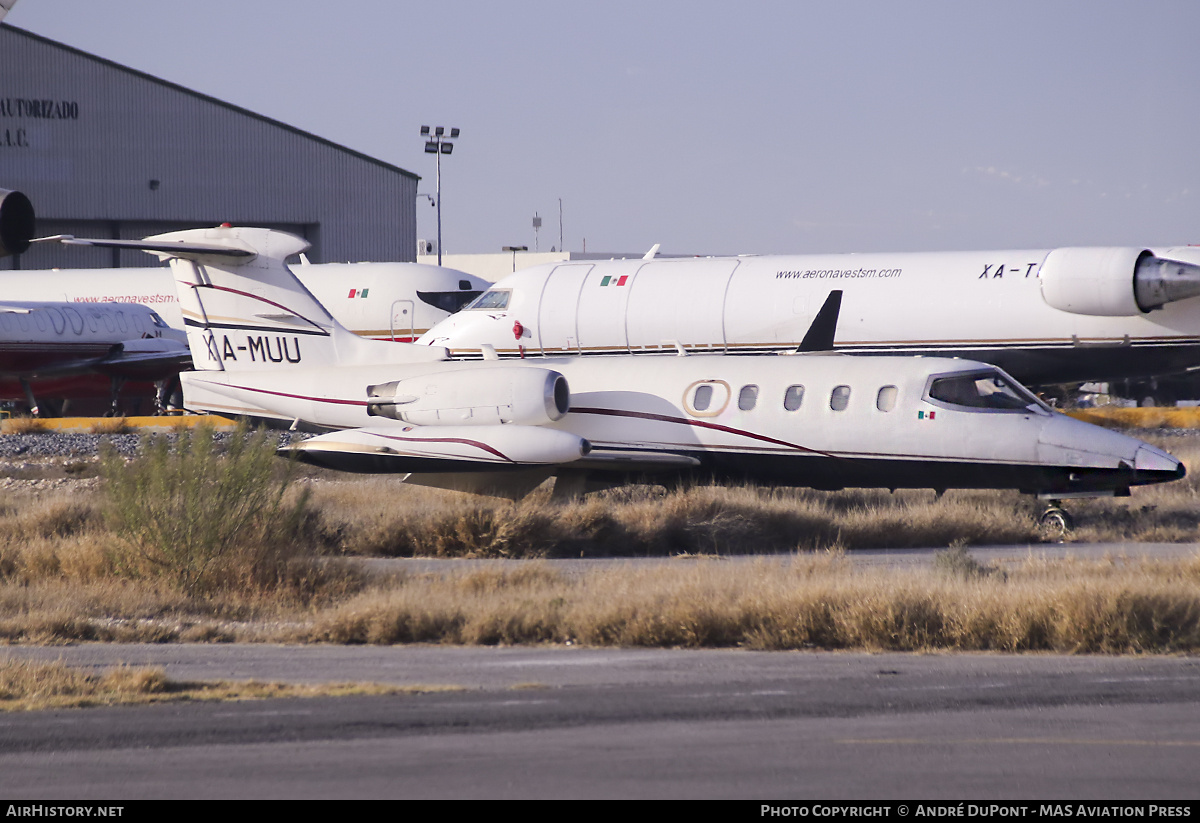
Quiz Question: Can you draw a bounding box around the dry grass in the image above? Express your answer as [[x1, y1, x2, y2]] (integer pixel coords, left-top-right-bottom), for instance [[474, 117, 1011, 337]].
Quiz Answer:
[[89, 417, 131, 435], [308, 554, 1200, 653], [0, 658, 461, 711], [0, 432, 1197, 650], [1070, 406, 1200, 430], [2, 416, 47, 434], [307, 479, 1042, 558]]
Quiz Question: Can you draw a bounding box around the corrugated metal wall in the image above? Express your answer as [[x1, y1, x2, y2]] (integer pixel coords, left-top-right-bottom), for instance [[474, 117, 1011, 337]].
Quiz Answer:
[[0, 25, 418, 270]]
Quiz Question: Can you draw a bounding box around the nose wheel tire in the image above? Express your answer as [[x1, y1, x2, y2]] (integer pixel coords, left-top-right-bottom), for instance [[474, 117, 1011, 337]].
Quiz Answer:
[[1038, 505, 1074, 537]]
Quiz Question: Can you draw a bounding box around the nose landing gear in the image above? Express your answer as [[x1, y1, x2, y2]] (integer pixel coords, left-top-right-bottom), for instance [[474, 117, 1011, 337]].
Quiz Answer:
[[1038, 501, 1074, 538]]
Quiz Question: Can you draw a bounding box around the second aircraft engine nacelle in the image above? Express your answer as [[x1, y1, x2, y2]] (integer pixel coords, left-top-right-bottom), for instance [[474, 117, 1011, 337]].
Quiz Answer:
[[0, 189, 34, 259], [366, 366, 570, 426], [1039, 246, 1200, 316]]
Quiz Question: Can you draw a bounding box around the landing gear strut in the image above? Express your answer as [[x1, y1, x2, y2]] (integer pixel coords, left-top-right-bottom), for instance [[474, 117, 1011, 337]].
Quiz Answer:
[[18, 377, 39, 417], [1038, 501, 1074, 537], [153, 376, 182, 415], [105, 376, 127, 417]]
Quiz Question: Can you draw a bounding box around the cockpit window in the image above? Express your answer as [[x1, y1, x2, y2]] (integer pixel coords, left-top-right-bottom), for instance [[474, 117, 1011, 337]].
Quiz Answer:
[[466, 289, 511, 311], [927, 370, 1045, 413], [417, 290, 484, 314], [149, 311, 169, 328]]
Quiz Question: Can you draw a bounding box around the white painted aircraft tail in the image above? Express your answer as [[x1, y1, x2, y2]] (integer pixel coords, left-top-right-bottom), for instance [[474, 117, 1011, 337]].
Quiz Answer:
[[134, 226, 448, 371]]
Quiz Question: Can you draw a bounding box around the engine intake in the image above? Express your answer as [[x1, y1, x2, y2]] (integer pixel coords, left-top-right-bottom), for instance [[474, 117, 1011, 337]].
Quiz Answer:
[[366, 366, 570, 426], [1039, 246, 1200, 316], [0, 190, 35, 258]]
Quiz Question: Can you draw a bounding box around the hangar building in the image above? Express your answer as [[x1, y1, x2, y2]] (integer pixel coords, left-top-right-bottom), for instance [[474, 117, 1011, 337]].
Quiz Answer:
[[0, 24, 419, 270]]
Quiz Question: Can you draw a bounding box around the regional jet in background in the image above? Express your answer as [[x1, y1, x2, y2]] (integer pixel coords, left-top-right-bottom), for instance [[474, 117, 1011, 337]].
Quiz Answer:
[[0, 300, 187, 415], [42, 227, 1184, 528], [417, 246, 1200, 402]]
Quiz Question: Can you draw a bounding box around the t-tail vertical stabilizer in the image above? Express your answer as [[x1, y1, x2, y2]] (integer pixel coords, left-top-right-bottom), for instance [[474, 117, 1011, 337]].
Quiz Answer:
[[45, 226, 450, 371]]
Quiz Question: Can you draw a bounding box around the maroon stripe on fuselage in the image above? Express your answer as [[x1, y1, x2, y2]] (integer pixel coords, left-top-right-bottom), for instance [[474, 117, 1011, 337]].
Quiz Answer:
[[571, 406, 834, 458]]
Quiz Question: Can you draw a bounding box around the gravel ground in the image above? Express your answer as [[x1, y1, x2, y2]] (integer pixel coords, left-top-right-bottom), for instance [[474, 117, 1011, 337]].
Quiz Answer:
[[0, 430, 313, 491], [0, 430, 306, 460]]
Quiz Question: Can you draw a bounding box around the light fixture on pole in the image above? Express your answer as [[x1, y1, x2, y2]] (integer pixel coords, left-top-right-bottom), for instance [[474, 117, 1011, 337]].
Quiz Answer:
[[420, 125, 460, 266], [502, 245, 528, 273]]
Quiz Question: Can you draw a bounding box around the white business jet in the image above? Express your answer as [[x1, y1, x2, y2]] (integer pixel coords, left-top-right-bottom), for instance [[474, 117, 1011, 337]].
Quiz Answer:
[[44, 227, 1183, 526], [417, 246, 1200, 392]]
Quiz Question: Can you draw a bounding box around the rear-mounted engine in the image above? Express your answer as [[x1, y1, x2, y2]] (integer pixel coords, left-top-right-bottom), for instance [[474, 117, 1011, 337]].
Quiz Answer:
[[1039, 246, 1200, 316], [366, 366, 570, 426]]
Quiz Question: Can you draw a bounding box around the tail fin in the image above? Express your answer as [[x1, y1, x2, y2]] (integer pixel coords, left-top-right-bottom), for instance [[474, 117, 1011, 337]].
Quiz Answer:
[[797, 290, 842, 352], [138, 226, 447, 371]]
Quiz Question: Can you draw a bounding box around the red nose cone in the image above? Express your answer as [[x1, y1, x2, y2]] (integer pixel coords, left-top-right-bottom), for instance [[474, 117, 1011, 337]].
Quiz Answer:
[[513, 321, 524, 340], [220, 222, 232, 228]]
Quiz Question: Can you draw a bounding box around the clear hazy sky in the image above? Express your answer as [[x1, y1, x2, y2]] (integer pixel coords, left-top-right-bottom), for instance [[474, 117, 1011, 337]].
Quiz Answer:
[[6, 0, 1199, 256]]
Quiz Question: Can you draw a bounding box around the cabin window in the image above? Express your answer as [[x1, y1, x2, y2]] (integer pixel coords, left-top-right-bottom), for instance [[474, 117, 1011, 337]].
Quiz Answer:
[[33, 312, 47, 332], [830, 385, 851, 411], [738, 385, 759, 411], [684, 380, 731, 417], [927, 370, 1045, 413], [876, 385, 897, 412], [466, 289, 511, 311], [784, 385, 805, 411]]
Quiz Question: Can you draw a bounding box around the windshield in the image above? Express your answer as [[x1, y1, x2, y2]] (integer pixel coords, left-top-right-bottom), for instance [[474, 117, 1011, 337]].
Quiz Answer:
[[466, 289, 511, 311], [927, 370, 1045, 413]]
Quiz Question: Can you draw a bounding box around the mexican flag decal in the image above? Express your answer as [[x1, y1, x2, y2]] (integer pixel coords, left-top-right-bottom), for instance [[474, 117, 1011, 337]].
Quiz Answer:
[[917, 410, 936, 420], [347, 288, 370, 298], [599, 275, 629, 287]]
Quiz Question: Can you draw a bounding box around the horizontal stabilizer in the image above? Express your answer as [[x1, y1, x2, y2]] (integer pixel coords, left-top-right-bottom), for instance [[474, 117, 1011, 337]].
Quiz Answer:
[[34, 234, 259, 262]]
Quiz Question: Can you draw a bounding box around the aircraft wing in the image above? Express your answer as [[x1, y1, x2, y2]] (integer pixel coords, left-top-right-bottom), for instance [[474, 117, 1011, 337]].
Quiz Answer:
[[0, 1, 17, 24], [11, 338, 190, 380], [574, 449, 701, 471]]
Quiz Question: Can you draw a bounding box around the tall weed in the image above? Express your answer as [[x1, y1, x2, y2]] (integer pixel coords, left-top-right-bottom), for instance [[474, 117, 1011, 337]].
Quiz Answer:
[[100, 425, 311, 595]]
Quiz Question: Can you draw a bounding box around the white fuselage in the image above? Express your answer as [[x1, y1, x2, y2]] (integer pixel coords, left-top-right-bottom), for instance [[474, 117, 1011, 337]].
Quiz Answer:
[[0, 261, 488, 342], [418, 247, 1200, 384], [180, 351, 1178, 495]]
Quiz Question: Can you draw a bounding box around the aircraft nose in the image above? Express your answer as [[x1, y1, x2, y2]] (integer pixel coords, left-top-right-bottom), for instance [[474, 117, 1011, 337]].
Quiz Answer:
[[1134, 444, 1186, 479]]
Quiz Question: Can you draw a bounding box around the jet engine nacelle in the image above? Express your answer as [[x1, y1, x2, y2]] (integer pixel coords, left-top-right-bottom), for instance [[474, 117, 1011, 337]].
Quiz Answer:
[[366, 366, 570, 426], [0, 190, 35, 258], [1039, 246, 1200, 316]]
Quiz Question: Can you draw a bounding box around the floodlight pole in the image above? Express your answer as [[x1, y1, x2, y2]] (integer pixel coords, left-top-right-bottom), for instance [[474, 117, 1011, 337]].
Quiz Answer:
[[435, 147, 443, 266], [420, 126, 460, 266]]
